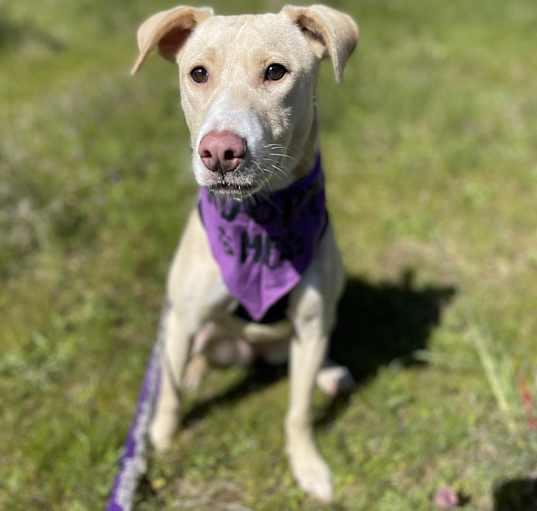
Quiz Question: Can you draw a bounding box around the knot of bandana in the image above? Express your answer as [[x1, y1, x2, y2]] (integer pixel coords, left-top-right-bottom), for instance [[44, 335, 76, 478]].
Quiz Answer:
[[198, 154, 328, 321]]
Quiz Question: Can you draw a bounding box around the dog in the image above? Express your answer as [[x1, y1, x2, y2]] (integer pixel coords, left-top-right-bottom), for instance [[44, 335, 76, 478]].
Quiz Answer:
[[131, 4, 359, 502]]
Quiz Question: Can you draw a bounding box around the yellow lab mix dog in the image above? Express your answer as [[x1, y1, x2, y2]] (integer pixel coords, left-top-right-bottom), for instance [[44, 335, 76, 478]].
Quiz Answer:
[[132, 4, 358, 502]]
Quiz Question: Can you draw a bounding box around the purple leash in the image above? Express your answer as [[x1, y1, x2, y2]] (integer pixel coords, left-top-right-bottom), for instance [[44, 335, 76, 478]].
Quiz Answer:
[[106, 319, 163, 511]]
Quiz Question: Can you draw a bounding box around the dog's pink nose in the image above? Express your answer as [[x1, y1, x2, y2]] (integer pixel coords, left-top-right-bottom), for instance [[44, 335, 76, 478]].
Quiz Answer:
[[198, 131, 246, 173]]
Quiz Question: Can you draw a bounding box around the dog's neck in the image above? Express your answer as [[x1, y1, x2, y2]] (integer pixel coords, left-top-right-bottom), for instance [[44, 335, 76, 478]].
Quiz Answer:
[[291, 109, 320, 181]]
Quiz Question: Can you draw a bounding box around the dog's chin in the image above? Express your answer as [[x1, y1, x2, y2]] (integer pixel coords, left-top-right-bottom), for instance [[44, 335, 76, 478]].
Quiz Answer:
[[203, 163, 266, 201], [207, 180, 261, 201]]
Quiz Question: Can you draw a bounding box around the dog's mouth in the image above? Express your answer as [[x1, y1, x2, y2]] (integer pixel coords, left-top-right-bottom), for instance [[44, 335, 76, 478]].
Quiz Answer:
[[198, 154, 259, 199], [208, 179, 260, 199], [202, 151, 291, 200]]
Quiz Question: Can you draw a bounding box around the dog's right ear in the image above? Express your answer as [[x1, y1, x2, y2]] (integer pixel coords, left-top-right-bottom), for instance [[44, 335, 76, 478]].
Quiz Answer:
[[131, 6, 213, 75]]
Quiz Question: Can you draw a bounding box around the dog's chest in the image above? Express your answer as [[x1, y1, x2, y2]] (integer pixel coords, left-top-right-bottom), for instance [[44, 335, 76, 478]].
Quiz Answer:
[[198, 155, 328, 323]]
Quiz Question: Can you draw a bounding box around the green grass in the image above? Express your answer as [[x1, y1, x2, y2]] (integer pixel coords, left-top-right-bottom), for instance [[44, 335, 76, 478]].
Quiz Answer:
[[1, 1, 537, 509]]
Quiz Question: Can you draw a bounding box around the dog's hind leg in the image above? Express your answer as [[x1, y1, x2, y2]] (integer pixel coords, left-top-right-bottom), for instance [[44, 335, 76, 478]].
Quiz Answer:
[[316, 359, 355, 396], [183, 354, 209, 391], [182, 322, 217, 391], [183, 325, 255, 391]]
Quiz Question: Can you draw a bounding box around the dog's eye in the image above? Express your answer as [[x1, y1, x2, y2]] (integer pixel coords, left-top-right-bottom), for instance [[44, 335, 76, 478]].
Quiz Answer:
[[190, 66, 208, 84], [264, 63, 287, 81]]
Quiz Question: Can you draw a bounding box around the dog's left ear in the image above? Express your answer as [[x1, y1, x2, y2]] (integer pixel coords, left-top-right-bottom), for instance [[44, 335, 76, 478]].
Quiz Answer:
[[131, 5, 214, 75], [281, 4, 359, 83]]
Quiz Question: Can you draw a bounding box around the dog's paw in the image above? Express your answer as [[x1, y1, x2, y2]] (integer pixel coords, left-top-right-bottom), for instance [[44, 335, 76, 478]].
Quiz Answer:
[[288, 446, 333, 502], [316, 365, 355, 397]]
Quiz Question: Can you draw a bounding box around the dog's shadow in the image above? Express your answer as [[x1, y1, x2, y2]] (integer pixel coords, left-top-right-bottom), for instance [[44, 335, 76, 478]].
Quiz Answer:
[[493, 478, 537, 511], [182, 268, 456, 428]]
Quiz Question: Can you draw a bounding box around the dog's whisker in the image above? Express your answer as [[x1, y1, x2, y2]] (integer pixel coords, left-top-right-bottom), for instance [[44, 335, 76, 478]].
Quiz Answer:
[[269, 153, 295, 161], [260, 156, 286, 169]]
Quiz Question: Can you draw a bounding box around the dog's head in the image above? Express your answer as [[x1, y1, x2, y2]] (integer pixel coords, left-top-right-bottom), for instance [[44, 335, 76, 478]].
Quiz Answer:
[[132, 5, 358, 199]]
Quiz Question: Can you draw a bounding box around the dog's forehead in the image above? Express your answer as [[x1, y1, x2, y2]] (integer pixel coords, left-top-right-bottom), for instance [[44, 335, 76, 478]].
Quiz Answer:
[[182, 12, 307, 63]]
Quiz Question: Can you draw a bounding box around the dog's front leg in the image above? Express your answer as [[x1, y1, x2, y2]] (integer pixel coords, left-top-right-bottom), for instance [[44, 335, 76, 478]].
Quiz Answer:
[[286, 295, 336, 501], [149, 303, 198, 451], [286, 226, 343, 502], [287, 328, 332, 502], [149, 209, 232, 451]]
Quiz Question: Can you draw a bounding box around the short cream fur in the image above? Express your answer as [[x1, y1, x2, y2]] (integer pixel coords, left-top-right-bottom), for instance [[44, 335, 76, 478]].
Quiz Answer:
[[132, 4, 358, 502]]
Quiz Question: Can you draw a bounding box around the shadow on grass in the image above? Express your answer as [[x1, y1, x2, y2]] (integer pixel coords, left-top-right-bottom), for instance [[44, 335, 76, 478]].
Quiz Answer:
[[182, 361, 287, 428], [493, 478, 537, 511], [317, 268, 455, 427], [182, 268, 456, 429], [0, 10, 64, 52]]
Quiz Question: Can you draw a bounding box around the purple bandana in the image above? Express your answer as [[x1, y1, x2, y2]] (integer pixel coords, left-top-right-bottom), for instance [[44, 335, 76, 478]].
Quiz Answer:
[[198, 154, 328, 321]]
